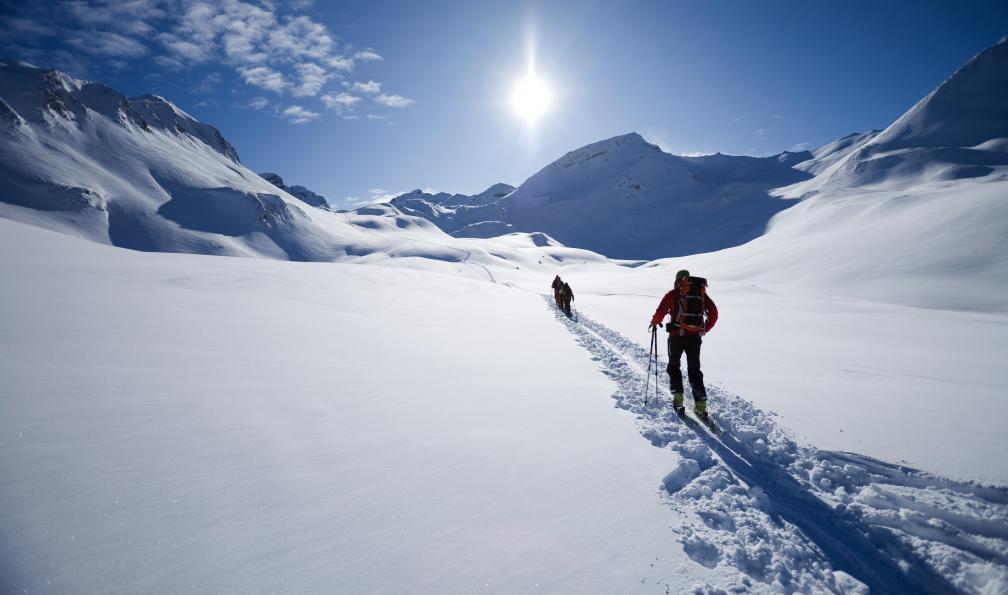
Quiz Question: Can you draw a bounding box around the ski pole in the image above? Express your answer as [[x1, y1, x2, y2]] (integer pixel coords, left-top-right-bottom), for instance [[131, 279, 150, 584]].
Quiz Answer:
[[653, 329, 660, 405], [644, 327, 655, 405]]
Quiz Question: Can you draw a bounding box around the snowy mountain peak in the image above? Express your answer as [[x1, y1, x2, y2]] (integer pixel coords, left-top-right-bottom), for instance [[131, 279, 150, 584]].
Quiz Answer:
[[471, 182, 516, 202], [871, 36, 1008, 150], [129, 94, 239, 162], [552, 132, 659, 168], [0, 59, 239, 162], [779, 37, 1008, 195]]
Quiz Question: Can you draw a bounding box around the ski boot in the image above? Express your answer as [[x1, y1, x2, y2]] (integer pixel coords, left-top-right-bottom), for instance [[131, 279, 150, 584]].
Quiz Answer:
[[672, 392, 685, 416], [693, 398, 709, 421]]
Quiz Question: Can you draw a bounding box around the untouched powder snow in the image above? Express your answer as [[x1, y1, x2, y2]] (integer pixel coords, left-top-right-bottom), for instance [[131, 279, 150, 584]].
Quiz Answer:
[[0, 219, 683, 594]]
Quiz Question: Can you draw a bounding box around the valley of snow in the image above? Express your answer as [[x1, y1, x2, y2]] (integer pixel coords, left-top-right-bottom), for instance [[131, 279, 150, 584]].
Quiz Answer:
[[3, 206, 1007, 593]]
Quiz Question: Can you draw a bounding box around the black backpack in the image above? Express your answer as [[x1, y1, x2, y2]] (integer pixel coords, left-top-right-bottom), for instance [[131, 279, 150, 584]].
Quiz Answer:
[[673, 276, 707, 332]]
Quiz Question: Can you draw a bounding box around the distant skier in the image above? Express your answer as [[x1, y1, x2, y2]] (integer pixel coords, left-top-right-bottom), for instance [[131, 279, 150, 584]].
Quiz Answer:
[[649, 270, 718, 418], [551, 275, 563, 308], [560, 281, 574, 316]]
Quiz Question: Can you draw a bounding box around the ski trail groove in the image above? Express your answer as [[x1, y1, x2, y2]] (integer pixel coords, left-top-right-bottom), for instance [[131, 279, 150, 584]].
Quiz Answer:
[[547, 296, 1008, 594]]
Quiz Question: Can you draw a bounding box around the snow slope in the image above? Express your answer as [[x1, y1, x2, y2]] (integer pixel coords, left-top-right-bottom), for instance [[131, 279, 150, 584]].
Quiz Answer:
[[3, 218, 1006, 594]]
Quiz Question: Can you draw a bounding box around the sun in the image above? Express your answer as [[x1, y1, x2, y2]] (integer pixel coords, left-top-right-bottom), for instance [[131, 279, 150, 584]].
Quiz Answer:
[[510, 74, 552, 125]]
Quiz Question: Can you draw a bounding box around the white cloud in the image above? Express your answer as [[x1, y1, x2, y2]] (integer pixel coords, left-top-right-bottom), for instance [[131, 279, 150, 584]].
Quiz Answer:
[[67, 32, 147, 57], [326, 55, 355, 71], [321, 92, 361, 111], [281, 105, 320, 124], [350, 80, 382, 94], [754, 128, 765, 137], [375, 93, 414, 108], [365, 114, 386, 120], [268, 16, 334, 61], [353, 49, 383, 61], [3, 0, 408, 115], [770, 114, 785, 120], [241, 66, 288, 92], [154, 55, 186, 70], [237, 97, 269, 110], [292, 62, 328, 97], [158, 33, 212, 62], [789, 142, 811, 152], [367, 188, 402, 202]]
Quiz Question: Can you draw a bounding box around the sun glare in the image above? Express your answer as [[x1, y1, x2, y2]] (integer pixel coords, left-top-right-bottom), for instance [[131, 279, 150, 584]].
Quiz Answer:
[[511, 74, 552, 125]]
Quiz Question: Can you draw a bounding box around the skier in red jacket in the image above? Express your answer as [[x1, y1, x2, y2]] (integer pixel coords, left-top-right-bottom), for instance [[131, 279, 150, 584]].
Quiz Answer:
[[649, 269, 718, 417]]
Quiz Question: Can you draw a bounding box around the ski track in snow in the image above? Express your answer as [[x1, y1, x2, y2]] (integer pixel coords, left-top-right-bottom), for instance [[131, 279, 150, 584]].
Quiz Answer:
[[547, 296, 1008, 595]]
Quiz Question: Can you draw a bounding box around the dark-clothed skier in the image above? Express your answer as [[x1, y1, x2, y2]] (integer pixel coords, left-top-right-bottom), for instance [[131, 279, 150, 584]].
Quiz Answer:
[[649, 269, 718, 417], [551, 275, 563, 308], [560, 281, 574, 316]]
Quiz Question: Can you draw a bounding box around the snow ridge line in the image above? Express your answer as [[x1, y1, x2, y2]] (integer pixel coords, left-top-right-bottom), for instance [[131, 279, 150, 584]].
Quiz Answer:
[[547, 296, 1008, 594]]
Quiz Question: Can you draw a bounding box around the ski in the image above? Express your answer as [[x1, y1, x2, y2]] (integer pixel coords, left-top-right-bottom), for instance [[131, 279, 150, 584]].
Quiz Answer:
[[675, 407, 722, 435]]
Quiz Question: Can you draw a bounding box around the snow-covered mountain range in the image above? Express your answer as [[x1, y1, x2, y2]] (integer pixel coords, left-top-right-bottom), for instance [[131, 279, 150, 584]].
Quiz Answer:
[[393, 37, 1008, 262], [3, 36, 1007, 267], [394, 136, 812, 259], [0, 58, 583, 270]]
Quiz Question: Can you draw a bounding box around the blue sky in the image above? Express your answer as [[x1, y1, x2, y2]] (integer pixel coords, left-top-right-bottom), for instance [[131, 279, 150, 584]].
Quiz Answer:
[[2, 0, 1007, 208]]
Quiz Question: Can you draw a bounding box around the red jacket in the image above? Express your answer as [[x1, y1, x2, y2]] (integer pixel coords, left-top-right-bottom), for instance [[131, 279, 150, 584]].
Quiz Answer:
[[651, 290, 718, 334]]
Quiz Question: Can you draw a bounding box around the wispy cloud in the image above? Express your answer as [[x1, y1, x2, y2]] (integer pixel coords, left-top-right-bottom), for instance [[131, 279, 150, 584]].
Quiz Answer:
[[365, 114, 386, 120], [241, 66, 289, 92], [375, 93, 414, 108], [67, 32, 147, 57], [292, 62, 328, 97], [237, 97, 270, 110], [321, 92, 361, 112], [754, 128, 766, 137], [789, 142, 811, 152], [770, 114, 785, 120], [367, 188, 403, 202], [281, 105, 320, 124], [349, 80, 382, 94], [340, 187, 403, 209], [353, 49, 383, 61], [3, 1, 413, 125]]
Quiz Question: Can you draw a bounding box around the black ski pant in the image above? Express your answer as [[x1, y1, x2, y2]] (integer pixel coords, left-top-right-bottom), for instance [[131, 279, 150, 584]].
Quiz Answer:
[[667, 333, 706, 401]]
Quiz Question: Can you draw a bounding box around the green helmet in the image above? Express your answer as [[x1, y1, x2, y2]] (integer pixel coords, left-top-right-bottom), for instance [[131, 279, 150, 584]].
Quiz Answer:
[[675, 269, 690, 280]]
